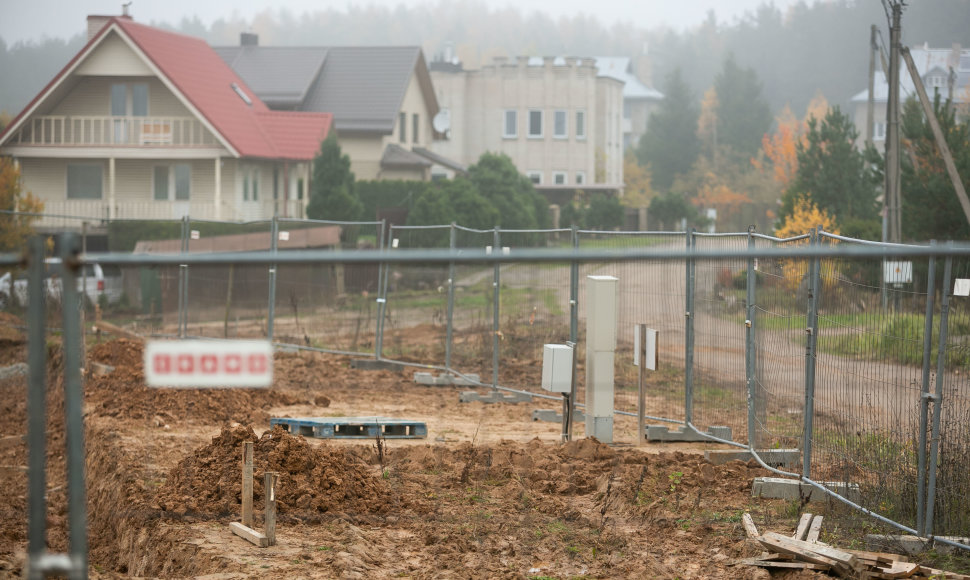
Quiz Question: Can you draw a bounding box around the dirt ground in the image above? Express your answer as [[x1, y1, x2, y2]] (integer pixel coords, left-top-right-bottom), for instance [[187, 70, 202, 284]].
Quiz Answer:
[[0, 315, 916, 579]]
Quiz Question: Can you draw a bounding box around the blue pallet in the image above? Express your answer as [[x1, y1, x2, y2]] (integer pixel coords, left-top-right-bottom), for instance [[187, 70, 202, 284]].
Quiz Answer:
[[270, 416, 427, 439]]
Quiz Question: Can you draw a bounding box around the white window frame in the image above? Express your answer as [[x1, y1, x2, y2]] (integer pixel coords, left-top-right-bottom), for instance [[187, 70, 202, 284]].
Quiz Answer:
[[552, 171, 567, 185], [527, 171, 542, 185], [575, 110, 586, 140], [528, 109, 543, 139], [553, 110, 568, 139], [873, 122, 886, 141], [926, 75, 946, 88], [153, 163, 191, 201], [242, 165, 260, 202], [575, 171, 586, 185], [66, 163, 104, 200], [503, 110, 518, 138]]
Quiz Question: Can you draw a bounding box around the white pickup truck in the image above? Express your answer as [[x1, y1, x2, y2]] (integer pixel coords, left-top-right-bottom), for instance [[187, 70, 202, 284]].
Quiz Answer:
[[1, 264, 123, 309]]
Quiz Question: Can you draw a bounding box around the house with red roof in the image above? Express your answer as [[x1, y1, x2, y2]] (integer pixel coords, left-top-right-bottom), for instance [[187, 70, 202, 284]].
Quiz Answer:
[[0, 12, 332, 229]]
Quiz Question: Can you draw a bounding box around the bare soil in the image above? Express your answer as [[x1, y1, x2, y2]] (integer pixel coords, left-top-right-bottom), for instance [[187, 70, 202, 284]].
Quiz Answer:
[[0, 319, 877, 579]]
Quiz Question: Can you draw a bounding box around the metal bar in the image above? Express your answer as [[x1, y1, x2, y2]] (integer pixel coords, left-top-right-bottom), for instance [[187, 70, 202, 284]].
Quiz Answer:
[[569, 225, 579, 344], [376, 224, 394, 360], [177, 216, 188, 338], [925, 252, 951, 536], [685, 230, 695, 425], [638, 324, 647, 446], [916, 245, 937, 535], [746, 228, 758, 449], [802, 227, 821, 479], [445, 223, 456, 370], [26, 236, 47, 580], [58, 233, 88, 580], [267, 215, 279, 341], [374, 219, 386, 361], [491, 227, 500, 390]]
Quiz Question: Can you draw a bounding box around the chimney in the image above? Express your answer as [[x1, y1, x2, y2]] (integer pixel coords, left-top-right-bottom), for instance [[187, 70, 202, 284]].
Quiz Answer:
[[241, 32, 259, 47], [86, 15, 112, 41]]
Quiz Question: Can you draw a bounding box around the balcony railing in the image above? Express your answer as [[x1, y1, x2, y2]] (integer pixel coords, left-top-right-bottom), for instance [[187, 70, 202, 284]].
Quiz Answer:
[[34, 199, 306, 228], [7, 116, 218, 147]]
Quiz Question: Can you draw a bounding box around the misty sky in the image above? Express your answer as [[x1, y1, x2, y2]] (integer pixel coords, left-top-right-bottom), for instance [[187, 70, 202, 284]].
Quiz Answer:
[[2, 0, 808, 45]]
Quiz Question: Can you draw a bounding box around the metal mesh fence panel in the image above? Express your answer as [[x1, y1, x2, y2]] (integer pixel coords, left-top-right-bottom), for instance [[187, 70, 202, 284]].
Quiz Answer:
[[577, 231, 687, 421], [692, 233, 750, 442], [379, 225, 452, 366], [447, 227, 500, 383], [751, 234, 809, 452], [810, 233, 929, 530]]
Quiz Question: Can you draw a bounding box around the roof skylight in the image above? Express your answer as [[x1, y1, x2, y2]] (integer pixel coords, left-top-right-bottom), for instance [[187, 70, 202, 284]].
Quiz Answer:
[[231, 82, 253, 106]]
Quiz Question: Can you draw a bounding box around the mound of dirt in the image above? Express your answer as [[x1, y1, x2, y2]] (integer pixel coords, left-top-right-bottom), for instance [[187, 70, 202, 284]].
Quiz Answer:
[[155, 424, 393, 520], [85, 339, 304, 424]]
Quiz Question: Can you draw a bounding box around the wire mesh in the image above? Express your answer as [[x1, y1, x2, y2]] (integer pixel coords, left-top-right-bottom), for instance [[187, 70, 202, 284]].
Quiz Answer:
[[692, 233, 750, 442]]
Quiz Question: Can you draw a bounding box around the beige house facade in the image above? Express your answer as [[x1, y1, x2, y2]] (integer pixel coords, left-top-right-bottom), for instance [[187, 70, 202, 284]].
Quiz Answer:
[[430, 56, 625, 195]]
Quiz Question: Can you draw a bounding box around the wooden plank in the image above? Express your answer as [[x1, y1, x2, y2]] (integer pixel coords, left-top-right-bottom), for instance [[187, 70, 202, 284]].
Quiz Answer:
[[264, 471, 278, 547], [806, 514, 824, 543], [742, 513, 760, 539], [229, 522, 268, 547], [794, 513, 813, 541], [92, 320, 143, 342], [872, 561, 919, 579], [759, 532, 863, 577], [242, 442, 253, 528], [739, 558, 830, 571], [916, 566, 970, 580], [845, 549, 910, 564]]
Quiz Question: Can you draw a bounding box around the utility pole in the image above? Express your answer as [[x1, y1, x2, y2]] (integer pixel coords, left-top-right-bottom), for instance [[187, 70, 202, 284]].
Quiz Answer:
[[884, 1, 903, 244], [867, 25, 877, 146]]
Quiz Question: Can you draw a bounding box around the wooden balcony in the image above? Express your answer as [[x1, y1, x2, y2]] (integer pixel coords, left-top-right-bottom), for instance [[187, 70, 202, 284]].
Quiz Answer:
[[7, 116, 218, 147]]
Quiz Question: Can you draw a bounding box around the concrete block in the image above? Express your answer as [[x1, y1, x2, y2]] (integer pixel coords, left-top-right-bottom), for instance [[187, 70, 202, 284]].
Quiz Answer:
[[459, 390, 532, 404], [531, 408, 585, 423], [415, 372, 481, 386], [646, 425, 733, 443], [350, 359, 406, 372], [705, 448, 801, 468], [865, 534, 970, 555], [751, 477, 861, 503]]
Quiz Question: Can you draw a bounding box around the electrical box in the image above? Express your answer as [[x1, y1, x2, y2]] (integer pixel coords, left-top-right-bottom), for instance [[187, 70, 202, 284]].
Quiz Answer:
[[541, 344, 573, 393]]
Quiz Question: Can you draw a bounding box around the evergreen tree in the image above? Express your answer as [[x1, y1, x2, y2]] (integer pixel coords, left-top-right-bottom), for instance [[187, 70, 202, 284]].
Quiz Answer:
[[779, 107, 880, 226], [713, 54, 772, 160], [901, 96, 970, 241], [467, 152, 547, 229], [635, 69, 700, 191], [306, 133, 362, 223]]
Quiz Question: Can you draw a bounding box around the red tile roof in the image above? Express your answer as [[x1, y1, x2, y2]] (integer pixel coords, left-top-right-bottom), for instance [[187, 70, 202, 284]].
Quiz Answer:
[[0, 17, 330, 161]]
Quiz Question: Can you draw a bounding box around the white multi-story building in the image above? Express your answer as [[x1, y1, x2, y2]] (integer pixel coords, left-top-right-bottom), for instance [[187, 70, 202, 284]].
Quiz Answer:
[[430, 56, 626, 198]]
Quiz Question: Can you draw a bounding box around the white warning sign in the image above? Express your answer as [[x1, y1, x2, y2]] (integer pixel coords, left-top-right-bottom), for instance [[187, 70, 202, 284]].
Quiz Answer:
[[144, 340, 273, 388], [884, 261, 913, 284]]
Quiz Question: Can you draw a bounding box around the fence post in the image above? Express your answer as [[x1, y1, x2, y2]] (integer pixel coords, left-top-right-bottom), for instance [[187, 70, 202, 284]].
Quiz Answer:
[[916, 242, 937, 535], [745, 227, 758, 450], [685, 229, 696, 426], [445, 223, 457, 370], [802, 227, 821, 479], [58, 233, 88, 579], [569, 225, 579, 344], [177, 215, 189, 338], [266, 215, 279, 341], [491, 227, 501, 390], [26, 236, 48, 578], [925, 249, 951, 536], [376, 223, 393, 360], [374, 219, 386, 360]]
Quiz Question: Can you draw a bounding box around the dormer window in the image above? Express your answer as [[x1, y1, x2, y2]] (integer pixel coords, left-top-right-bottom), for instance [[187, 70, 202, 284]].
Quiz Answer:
[[231, 82, 252, 106], [926, 74, 947, 89]]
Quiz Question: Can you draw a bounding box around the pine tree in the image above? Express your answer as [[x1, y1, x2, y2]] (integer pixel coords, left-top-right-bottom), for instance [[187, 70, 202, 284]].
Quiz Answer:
[[306, 133, 362, 223], [635, 69, 700, 192], [713, 54, 772, 160]]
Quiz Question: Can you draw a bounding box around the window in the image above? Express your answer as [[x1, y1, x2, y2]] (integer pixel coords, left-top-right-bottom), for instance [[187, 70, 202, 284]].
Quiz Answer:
[[111, 83, 148, 143], [412, 113, 419, 143], [553, 110, 567, 138], [528, 110, 543, 138], [575, 171, 586, 185], [399, 112, 407, 143], [553, 172, 567, 185], [527, 171, 542, 185], [110, 84, 127, 116], [297, 178, 304, 200], [873, 122, 886, 141], [503, 110, 517, 138], [67, 164, 103, 199], [154, 164, 191, 201], [926, 75, 946, 88], [575, 110, 586, 140], [243, 166, 260, 201]]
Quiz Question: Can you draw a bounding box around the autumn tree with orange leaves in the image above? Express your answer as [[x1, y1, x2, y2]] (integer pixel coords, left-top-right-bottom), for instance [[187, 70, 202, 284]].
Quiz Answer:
[[0, 157, 44, 252], [752, 93, 828, 190]]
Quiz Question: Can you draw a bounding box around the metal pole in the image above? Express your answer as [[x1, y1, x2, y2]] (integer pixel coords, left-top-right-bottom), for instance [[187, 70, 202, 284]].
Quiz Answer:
[[58, 233, 88, 580], [638, 324, 647, 446], [746, 227, 758, 450], [886, 3, 902, 243], [491, 227, 500, 390], [685, 229, 695, 425], [445, 223, 457, 370], [925, 251, 952, 536], [26, 236, 48, 580], [375, 221, 390, 360], [267, 215, 279, 341], [802, 227, 821, 479], [374, 219, 386, 360], [570, 225, 579, 344], [178, 215, 190, 338], [916, 244, 937, 535]]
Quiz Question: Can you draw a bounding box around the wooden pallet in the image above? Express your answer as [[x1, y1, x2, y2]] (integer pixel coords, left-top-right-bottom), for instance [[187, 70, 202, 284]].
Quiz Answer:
[[270, 416, 427, 439]]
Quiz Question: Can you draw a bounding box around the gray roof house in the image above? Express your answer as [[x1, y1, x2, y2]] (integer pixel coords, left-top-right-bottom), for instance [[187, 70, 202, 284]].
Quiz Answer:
[[216, 36, 456, 181], [595, 57, 664, 150]]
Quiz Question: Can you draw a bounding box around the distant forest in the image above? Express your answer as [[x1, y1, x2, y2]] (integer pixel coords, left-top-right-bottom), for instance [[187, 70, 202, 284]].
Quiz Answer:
[[2, 0, 970, 121]]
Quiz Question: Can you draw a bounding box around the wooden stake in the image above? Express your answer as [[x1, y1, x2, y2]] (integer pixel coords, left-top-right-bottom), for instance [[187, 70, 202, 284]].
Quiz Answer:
[[242, 441, 253, 527], [264, 471, 278, 546], [806, 515, 823, 543], [793, 513, 813, 541]]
